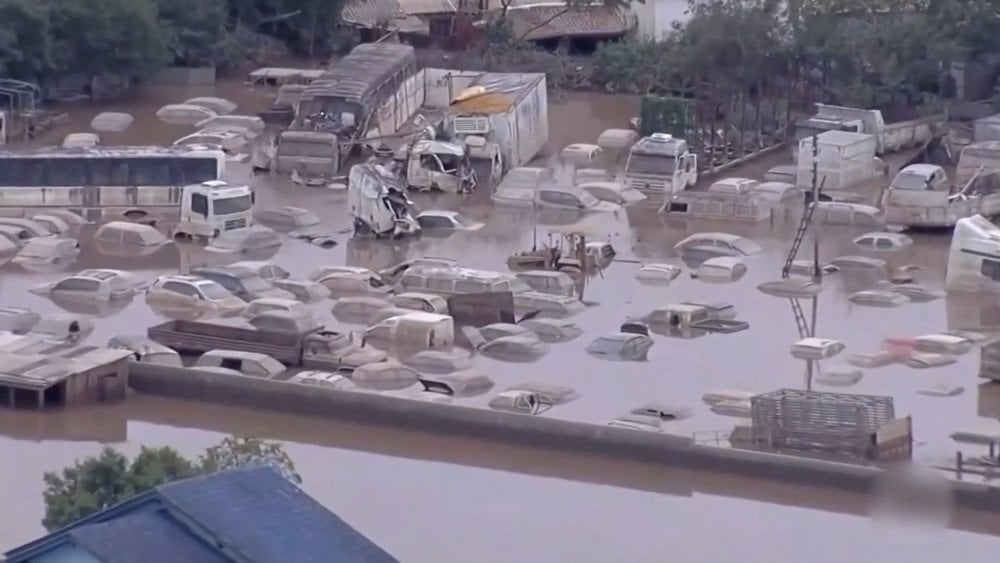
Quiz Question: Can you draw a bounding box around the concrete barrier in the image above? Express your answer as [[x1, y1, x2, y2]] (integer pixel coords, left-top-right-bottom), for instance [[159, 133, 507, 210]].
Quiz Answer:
[[128, 363, 1000, 511]]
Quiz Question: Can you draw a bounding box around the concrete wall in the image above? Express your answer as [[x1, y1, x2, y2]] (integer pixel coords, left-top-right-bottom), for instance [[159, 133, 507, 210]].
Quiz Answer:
[[128, 363, 1000, 511], [153, 67, 217, 86]]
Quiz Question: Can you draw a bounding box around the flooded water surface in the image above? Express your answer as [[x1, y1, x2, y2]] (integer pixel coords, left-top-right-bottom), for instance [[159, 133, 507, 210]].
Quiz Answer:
[[1, 81, 999, 560]]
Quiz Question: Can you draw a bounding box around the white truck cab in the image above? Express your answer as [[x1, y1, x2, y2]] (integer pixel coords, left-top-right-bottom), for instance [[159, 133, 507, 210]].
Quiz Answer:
[[348, 163, 420, 239], [624, 133, 697, 204], [176, 180, 255, 238], [404, 139, 477, 193]]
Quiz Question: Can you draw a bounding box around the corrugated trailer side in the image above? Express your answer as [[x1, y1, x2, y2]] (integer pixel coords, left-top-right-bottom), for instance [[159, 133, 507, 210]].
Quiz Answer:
[[510, 74, 548, 168]]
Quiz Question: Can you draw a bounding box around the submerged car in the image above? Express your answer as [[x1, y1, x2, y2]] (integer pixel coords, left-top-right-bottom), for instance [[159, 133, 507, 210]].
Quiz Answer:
[[580, 181, 646, 206], [195, 350, 285, 378], [12, 238, 79, 268], [513, 292, 584, 317], [230, 261, 291, 283], [206, 226, 282, 255], [536, 187, 621, 213], [256, 205, 320, 229], [691, 257, 746, 283], [190, 266, 294, 302], [288, 370, 358, 390], [585, 333, 653, 361], [518, 318, 583, 343], [145, 275, 245, 316], [350, 361, 420, 390], [673, 233, 762, 259], [402, 349, 473, 375], [847, 290, 908, 308], [415, 210, 484, 231], [635, 263, 682, 284], [93, 222, 168, 246], [488, 390, 554, 415], [492, 167, 550, 206], [790, 337, 845, 360], [271, 279, 331, 303], [0, 307, 41, 334], [30, 269, 146, 300], [852, 231, 913, 251]]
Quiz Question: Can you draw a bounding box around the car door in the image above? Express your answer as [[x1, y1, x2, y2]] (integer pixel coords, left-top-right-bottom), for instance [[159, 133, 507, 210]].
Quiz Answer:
[[159, 281, 196, 308]]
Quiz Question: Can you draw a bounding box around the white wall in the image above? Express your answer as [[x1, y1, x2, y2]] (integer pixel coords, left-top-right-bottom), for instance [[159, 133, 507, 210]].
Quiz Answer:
[[633, 0, 694, 41]]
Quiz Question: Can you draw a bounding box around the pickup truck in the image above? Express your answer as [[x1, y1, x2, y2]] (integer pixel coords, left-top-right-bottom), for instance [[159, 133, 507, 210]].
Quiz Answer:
[[882, 163, 1000, 228], [147, 319, 386, 371]]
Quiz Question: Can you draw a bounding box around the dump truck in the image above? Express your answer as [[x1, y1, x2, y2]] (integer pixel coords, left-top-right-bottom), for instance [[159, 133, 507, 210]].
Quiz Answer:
[[147, 319, 386, 371], [795, 103, 946, 156]]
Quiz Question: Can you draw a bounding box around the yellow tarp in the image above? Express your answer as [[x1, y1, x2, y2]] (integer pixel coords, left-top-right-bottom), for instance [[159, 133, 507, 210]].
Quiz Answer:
[[448, 92, 515, 114]]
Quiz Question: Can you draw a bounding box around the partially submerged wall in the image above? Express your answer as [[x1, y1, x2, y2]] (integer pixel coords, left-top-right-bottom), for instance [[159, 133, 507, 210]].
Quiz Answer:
[[128, 363, 1000, 511]]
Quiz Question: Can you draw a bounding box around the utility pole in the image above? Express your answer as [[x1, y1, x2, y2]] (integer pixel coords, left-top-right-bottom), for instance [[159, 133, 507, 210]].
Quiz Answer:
[[811, 134, 821, 281]]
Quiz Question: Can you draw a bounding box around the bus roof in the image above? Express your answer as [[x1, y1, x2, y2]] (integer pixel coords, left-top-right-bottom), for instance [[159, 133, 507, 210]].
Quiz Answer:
[[302, 43, 415, 104], [0, 145, 225, 159]]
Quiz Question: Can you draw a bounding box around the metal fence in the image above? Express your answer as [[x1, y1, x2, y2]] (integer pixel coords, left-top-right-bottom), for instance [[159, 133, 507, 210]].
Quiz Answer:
[[750, 388, 896, 459]]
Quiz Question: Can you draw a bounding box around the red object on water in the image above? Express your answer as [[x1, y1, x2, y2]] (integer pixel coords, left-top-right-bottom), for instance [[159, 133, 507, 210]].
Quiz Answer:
[[881, 336, 915, 356]]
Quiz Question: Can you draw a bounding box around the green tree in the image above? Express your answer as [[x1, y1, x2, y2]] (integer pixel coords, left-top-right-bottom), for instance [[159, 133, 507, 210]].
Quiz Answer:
[[154, 0, 230, 68], [42, 436, 297, 531], [45, 0, 168, 81], [0, 0, 52, 82]]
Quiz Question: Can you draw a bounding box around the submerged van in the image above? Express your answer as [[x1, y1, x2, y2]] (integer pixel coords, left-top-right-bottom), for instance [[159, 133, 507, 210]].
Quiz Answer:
[[399, 267, 531, 296], [364, 312, 455, 349]]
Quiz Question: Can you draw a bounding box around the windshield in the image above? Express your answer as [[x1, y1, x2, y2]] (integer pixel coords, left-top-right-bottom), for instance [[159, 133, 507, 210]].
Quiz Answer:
[[589, 337, 624, 354], [892, 172, 932, 190], [578, 190, 600, 207], [198, 282, 231, 299], [279, 140, 335, 158], [626, 154, 674, 175], [239, 275, 272, 292], [733, 239, 763, 255], [213, 195, 252, 215]]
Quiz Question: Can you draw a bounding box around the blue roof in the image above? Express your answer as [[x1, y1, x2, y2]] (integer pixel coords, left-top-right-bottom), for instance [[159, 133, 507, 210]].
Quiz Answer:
[[68, 509, 229, 563], [6, 466, 398, 563], [158, 466, 399, 563]]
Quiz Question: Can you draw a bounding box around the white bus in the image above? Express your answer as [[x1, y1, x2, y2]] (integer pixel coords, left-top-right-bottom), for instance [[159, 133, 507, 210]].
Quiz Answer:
[[0, 145, 227, 221]]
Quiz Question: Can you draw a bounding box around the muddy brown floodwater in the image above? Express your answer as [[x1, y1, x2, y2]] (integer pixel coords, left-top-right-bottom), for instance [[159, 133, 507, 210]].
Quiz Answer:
[[1, 80, 999, 561]]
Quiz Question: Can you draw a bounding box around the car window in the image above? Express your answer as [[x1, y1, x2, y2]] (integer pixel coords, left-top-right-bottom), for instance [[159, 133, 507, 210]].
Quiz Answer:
[[455, 280, 486, 293], [400, 274, 423, 288], [122, 231, 143, 245], [96, 228, 121, 243], [162, 281, 198, 297], [874, 238, 893, 249], [427, 278, 452, 291], [419, 215, 454, 229], [54, 278, 100, 292], [856, 237, 873, 247]]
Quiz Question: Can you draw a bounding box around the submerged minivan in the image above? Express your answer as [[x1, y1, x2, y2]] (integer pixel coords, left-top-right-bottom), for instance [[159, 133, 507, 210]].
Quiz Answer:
[[399, 266, 532, 296]]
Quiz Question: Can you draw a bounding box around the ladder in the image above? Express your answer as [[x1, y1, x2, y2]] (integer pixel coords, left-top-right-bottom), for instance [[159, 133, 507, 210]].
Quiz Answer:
[[789, 298, 811, 338], [781, 202, 815, 278]]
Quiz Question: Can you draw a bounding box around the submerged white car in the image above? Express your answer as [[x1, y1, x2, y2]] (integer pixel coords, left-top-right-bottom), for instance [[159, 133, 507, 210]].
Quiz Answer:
[[416, 210, 484, 231]]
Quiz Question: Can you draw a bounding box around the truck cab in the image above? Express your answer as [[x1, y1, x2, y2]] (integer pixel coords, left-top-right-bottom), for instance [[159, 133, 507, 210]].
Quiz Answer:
[[348, 163, 420, 239], [404, 139, 476, 193], [274, 130, 339, 180], [176, 180, 255, 238], [624, 133, 697, 202]]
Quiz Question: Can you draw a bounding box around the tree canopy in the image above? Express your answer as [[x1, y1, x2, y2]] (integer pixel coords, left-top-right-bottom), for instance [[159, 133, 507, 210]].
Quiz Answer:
[[594, 0, 1000, 113], [42, 435, 299, 531], [0, 0, 347, 87]]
